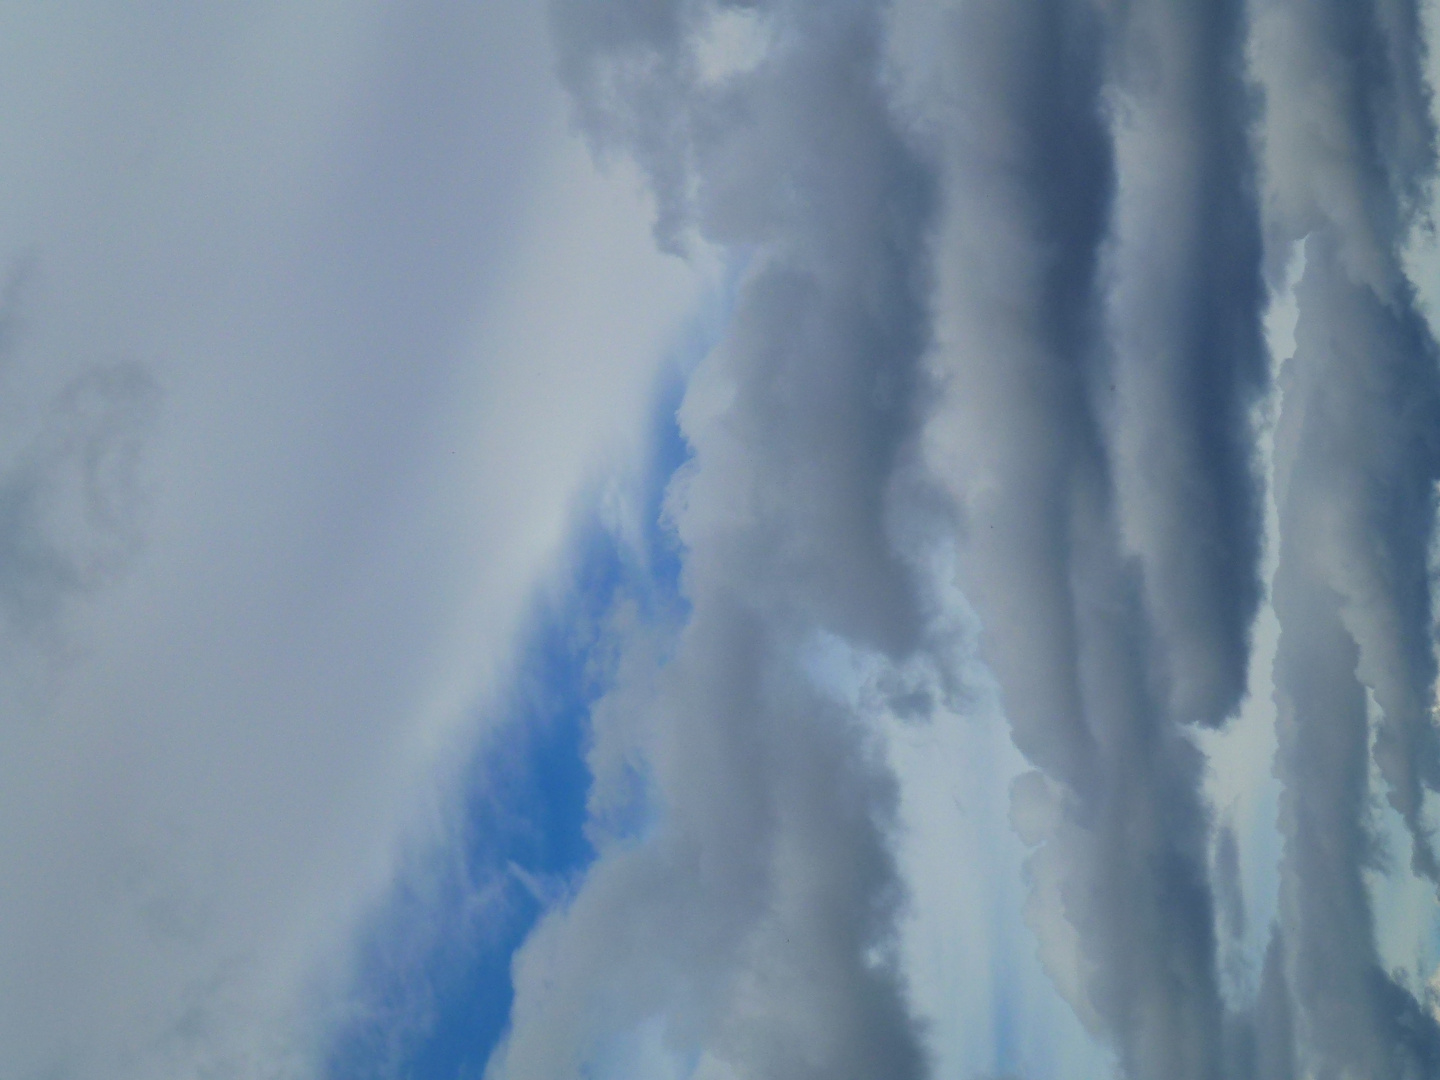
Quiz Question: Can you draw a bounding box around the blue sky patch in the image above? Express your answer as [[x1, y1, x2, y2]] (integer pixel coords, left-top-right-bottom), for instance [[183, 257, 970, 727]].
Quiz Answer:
[[324, 361, 703, 1080]]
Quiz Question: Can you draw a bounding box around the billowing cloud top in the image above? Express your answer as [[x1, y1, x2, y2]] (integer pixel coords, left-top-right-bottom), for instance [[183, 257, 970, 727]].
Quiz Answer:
[[7, 3, 1440, 1080]]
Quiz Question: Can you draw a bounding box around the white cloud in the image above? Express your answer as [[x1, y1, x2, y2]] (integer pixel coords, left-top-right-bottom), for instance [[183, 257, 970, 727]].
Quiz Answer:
[[0, 5, 711, 1078]]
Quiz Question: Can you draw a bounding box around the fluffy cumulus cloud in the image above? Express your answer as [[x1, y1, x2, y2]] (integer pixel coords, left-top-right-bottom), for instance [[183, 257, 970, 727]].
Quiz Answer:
[[11, 2, 1440, 1080]]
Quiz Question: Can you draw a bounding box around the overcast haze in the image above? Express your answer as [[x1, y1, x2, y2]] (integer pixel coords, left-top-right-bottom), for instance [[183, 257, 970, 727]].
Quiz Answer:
[[7, 3, 1440, 1079]]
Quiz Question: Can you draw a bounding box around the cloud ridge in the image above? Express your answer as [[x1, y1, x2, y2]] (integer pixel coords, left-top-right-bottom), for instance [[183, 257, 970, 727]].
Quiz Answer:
[[510, 1, 1440, 1077], [491, 3, 940, 1078]]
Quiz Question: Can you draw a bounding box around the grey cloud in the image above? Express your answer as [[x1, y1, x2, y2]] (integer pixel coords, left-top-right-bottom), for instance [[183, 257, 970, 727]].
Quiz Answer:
[[1271, 540, 1440, 1078], [481, 0, 1440, 1077], [892, 0, 1260, 1075], [547, 0, 694, 248], [888, 0, 1440, 1074], [1252, 0, 1433, 295], [1224, 933, 1298, 1080], [0, 256, 34, 363], [494, 2, 938, 1077], [0, 364, 159, 617], [527, 1, 1288, 1077], [1212, 820, 1249, 1004], [1275, 236, 1440, 883], [888, 0, 1115, 800], [0, 5, 707, 1078], [0, 266, 159, 644], [1098, 0, 1269, 732], [1213, 823, 1246, 947], [1253, 0, 1440, 1074]]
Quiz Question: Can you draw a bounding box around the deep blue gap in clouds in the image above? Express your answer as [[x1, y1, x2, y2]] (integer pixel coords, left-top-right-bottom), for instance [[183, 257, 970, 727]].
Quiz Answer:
[[323, 366, 697, 1080], [324, 259, 742, 1080]]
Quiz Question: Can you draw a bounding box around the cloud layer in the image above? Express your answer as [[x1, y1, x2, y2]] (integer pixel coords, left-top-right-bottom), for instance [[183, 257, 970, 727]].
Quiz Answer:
[[0, 5, 708, 1078], [495, 1, 1440, 1078], [11, 2, 1440, 1079]]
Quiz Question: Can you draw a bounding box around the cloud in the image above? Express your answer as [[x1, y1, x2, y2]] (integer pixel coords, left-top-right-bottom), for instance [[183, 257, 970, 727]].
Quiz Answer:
[[490, 1, 1440, 1077], [13, 1, 1440, 1078], [886, 0, 1272, 1074], [0, 5, 707, 1079], [498, 1, 1440, 1077], [1252, 0, 1440, 1073], [1097, 0, 1270, 732], [0, 360, 159, 634], [489, 3, 941, 1078], [0, 254, 160, 718]]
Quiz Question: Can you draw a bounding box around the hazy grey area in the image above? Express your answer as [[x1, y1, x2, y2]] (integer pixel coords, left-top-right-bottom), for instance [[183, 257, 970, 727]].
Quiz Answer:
[[6, 3, 1440, 1080]]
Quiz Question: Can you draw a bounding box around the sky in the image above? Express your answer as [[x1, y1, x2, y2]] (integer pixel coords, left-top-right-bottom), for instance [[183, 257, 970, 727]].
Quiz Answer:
[[8, 3, 1440, 1080]]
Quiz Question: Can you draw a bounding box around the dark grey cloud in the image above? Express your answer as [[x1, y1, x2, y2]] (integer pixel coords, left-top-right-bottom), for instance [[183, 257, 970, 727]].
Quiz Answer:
[[507, 0, 1440, 1076], [1252, 0, 1440, 1074], [891, 0, 1269, 1075], [1262, 244, 1440, 1076], [1098, 0, 1270, 732]]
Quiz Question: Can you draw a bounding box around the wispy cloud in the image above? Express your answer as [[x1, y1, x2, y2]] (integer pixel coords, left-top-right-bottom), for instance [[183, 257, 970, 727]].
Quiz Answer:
[[495, 1, 1440, 1078]]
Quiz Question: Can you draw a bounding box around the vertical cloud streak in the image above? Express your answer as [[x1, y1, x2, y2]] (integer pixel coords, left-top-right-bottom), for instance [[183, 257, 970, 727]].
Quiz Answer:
[[1101, 0, 1270, 733], [1256, 0, 1440, 1073], [893, 0, 1265, 1075]]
